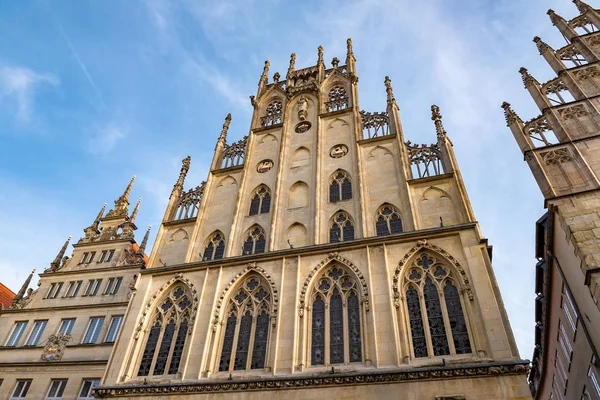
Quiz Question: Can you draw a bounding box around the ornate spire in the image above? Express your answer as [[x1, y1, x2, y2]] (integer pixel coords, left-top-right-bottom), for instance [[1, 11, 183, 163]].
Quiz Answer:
[[431, 105, 447, 139], [533, 36, 553, 55], [129, 198, 142, 224], [519, 67, 540, 88], [317, 45, 324, 66], [50, 236, 71, 271], [90, 203, 106, 231], [219, 114, 231, 143], [287, 53, 296, 76], [384, 76, 396, 106], [138, 225, 151, 255], [501, 102, 523, 126], [346, 38, 354, 60], [172, 156, 191, 194], [547, 9, 566, 25], [260, 60, 270, 84], [106, 176, 135, 218], [13, 269, 35, 303], [573, 0, 593, 13]]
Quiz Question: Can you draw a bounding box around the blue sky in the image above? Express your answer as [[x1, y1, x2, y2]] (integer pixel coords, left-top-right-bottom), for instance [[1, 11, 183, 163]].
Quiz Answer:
[[0, 0, 582, 358]]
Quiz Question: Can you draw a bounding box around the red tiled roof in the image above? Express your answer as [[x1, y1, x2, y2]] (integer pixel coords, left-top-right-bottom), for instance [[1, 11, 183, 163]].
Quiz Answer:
[[0, 282, 16, 311], [132, 243, 150, 265]]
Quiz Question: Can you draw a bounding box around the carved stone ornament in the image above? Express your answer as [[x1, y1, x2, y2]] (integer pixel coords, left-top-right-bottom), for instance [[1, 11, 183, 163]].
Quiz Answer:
[[297, 95, 308, 121], [41, 333, 70, 362], [257, 160, 274, 173], [541, 148, 573, 165], [329, 144, 349, 159], [295, 121, 312, 133]]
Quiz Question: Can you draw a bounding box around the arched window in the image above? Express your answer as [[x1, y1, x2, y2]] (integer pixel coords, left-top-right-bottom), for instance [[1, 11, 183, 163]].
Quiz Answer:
[[403, 253, 472, 358], [218, 275, 273, 372], [309, 264, 363, 365], [326, 86, 349, 112], [243, 226, 266, 255], [375, 204, 403, 236], [203, 232, 225, 261], [329, 171, 352, 203], [260, 100, 283, 127], [249, 186, 271, 216], [330, 211, 354, 243], [138, 285, 192, 377]]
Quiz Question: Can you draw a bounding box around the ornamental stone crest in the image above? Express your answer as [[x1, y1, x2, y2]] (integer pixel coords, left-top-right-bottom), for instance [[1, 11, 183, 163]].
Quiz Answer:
[[41, 333, 70, 362], [541, 148, 573, 165]]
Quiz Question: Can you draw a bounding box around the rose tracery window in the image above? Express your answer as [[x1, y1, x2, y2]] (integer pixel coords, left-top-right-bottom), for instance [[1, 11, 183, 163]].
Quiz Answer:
[[243, 226, 266, 255], [375, 204, 403, 236], [326, 86, 349, 112], [329, 211, 355, 243], [249, 186, 271, 216], [218, 275, 273, 372], [138, 285, 192, 377], [310, 265, 363, 366], [403, 253, 472, 358], [329, 171, 352, 203], [260, 100, 283, 127], [203, 232, 225, 261]]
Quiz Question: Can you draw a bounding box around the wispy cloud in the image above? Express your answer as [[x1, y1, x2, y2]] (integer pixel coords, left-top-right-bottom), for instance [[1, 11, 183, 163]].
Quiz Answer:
[[0, 64, 59, 123], [88, 122, 127, 155]]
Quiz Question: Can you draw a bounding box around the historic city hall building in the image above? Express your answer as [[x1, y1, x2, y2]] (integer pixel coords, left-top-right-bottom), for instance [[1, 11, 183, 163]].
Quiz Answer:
[[0, 41, 532, 398], [503, 1, 600, 399]]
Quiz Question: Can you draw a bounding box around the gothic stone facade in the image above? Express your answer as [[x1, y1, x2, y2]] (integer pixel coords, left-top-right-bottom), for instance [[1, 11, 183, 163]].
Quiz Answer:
[[503, 1, 600, 399], [96, 41, 530, 399], [0, 179, 148, 399]]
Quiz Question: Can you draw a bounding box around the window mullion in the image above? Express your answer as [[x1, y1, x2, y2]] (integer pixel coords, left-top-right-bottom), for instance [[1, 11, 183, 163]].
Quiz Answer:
[[438, 287, 456, 355], [164, 315, 180, 374], [325, 294, 331, 365], [306, 304, 313, 367], [246, 311, 259, 370], [342, 292, 350, 364], [229, 313, 243, 372], [149, 324, 167, 376], [419, 286, 433, 358]]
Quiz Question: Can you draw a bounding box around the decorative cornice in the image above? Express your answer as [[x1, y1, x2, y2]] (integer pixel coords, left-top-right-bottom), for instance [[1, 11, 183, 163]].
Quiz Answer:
[[0, 301, 129, 314], [94, 360, 529, 397]]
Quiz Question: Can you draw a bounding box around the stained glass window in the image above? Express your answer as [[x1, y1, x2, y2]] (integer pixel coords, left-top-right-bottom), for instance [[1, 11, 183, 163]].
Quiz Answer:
[[243, 226, 267, 255], [310, 264, 363, 365], [330, 212, 355, 243], [219, 275, 272, 372], [203, 232, 226, 261], [403, 252, 471, 359], [375, 205, 403, 236], [444, 281, 471, 354], [330, 171, 352, 203], [249, 186, 271, 216], [137, 285, 192, 377]]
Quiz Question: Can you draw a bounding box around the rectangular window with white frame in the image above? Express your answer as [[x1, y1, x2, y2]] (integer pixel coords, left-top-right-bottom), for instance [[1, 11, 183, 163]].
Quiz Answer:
[[92, 279, 102, 296], [106, 250, 115, 262], [25, 320, 48, 346], [88, 251, 96, 263], [77, 379, 100, 400], [58, 318, 75, 335], [10, 379, 32, 399], [82, 317, 104, 344], [6, 321, 28, 347], [103, 277, 123, 295], [82, 279, 102, 297], [104, 316, 123, 343], [589, 365, 600, 399], [46, 283, 56, 298], [46, 282, 63, 299], [81, 252, 89, 264], [64, 281, 75, 297], [99, 250, 107, 262], [45, 379, 67, 400]]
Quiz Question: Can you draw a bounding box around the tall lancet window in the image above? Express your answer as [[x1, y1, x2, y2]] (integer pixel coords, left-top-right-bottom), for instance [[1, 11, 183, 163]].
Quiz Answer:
[[310, 264, 363, 366], [403, 253, 472, 358], [218, 275, 273, 372], [249, 186, 271, 216], [203, 231, 225, 261], [375, 204, 403, 236], [138, 285, 192, 377], [243, 226, 266, 255], [329, 171, 352, 203], [329, 211, 355, 243]]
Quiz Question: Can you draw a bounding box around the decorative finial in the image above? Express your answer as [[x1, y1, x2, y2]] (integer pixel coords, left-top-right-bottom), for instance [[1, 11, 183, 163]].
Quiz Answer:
[[13, 269, 36, 304], [346, 38, 354, 57], [219, 114, 232, 142], [384, 76, 396, 106], [573, 0, 592, 13], [129, 198, 142, 223], [533, 36, 552, 55], [288, 53, 296, 75], [260, 60, 270, 82], [273, 72, 280, 83], [519, 67, 539, 88], [105, 176, 136, 218], [332, 57, 339, 69], [138, 225, 152, 255], [431, 105, 447, 138], [318, 45, 324, 65], [92, 203, 106, 230], [501, 102, 522, 126], [173, 156, 191, 194], [547, 9, 565, 25], [50, 236, 72, 271]]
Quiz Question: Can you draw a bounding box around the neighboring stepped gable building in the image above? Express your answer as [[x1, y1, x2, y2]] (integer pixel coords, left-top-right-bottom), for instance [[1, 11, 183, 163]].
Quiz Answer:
[[95, 40, 530, 399], [503, 1, 600, 399], [0, 178, 149, 399]]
